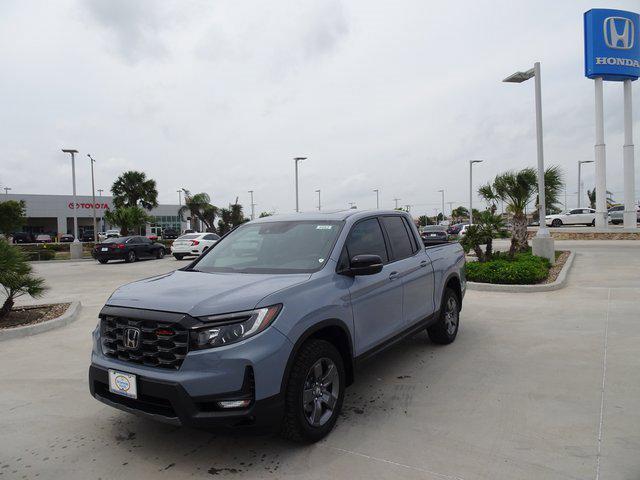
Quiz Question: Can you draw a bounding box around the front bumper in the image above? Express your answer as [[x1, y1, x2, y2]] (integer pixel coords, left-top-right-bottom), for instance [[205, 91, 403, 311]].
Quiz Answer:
[[89, 308, 293, 430], [89, 364, 283, 430]]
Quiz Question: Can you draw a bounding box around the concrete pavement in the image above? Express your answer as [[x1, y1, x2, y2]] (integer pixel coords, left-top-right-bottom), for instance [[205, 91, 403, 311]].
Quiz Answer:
[[0, 242, 638, 479]]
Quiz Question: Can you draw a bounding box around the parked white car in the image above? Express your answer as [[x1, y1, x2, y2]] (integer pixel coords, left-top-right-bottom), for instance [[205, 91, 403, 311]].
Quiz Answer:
[[458, 224, 472, 236], [97, 229, 121, 241], [171, 232, 220, 260], [545, 208, 596, 227]]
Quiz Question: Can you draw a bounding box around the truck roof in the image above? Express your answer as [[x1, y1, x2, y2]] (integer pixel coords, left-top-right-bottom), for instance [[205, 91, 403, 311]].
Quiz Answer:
[[250, 209, 410, 223]]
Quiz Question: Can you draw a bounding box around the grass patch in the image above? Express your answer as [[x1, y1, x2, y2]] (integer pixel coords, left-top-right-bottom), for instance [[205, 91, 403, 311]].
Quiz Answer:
[[466, 252, 550, 284]]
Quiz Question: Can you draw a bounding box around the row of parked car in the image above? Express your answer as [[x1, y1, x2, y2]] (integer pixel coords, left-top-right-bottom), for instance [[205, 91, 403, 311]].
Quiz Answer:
[[91, 231, 221, 264]]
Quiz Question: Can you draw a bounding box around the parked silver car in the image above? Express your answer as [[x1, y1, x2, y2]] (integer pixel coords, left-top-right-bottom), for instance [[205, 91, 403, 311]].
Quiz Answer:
[[608, 205, 640, 225]]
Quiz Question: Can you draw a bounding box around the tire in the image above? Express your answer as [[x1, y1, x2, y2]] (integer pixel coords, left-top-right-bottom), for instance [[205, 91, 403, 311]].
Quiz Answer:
[[551, 219, 562, 227], [427, 288, 460, 345], [173, 253, 185, 260], [124, 250, 136, 263], [156, 248, 165, 259], [280, 339, 345, 443], [591, 219, 595, 226], [98, 259, 108, 264]]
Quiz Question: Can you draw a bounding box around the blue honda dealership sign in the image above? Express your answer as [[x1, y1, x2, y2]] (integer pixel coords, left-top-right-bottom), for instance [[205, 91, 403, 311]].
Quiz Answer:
[[584, 9, 640, 81]]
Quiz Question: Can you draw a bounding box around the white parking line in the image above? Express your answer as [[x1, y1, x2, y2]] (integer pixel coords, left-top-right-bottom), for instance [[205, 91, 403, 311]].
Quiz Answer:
[[594, 288, 611, 480], [325, 445, 467, 480]]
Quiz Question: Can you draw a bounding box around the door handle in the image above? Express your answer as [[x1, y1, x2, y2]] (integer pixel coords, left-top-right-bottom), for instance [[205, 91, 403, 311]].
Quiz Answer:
[[388, 271, 399, 281], [419, 260, 428, 267]]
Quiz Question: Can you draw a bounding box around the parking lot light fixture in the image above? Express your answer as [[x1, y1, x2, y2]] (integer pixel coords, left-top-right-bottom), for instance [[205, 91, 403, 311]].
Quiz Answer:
[[373, 189, 380, 209], [294, 157, 307, 212], [3, 187, 11, 195], [62, 149, 80, 242], [87, 154, 98, 243], [469, 160, 483, 224], [248, 190, 255, 220], [315, 189, 321, 211], [577, 160, 594, 208], [438, 189, 445, 222]]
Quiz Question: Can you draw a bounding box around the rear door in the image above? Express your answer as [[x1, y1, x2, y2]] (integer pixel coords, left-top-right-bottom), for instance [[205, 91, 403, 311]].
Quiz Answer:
[[344, 217, 405, 356], [380, 215, 435, 326]]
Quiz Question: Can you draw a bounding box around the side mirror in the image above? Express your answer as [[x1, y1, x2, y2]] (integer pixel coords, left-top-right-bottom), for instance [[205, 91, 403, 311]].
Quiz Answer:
[[344, 254, 383, 276]]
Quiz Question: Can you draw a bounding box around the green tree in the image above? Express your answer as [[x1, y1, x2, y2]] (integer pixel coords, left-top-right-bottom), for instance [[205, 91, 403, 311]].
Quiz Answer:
[[111, 171, 159, 210], [0, 240, 46, 319], [103, 206, 152, 236], [417, 215, 428, 227], [259, 211, 274, 218], [451, 206, 469, 221], [0, 200, 26, 237], [482, 166, 563, 256], [217, 204, 248, 235], [460, 210, 505, 262], [179, 191, 218, 232], [587, 188, 616, 209]]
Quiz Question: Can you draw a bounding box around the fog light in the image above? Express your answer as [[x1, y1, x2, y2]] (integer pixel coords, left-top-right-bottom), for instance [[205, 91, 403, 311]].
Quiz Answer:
[[217, 399, 251, 409]]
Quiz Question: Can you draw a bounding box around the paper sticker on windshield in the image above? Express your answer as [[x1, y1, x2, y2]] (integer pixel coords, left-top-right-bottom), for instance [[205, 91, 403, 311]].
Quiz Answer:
[[318, 258, 325, 263], [316, 225, 332, 230]]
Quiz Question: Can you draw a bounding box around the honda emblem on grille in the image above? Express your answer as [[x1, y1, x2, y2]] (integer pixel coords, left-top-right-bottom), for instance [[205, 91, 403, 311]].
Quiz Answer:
[[123, 327, 141, 349]]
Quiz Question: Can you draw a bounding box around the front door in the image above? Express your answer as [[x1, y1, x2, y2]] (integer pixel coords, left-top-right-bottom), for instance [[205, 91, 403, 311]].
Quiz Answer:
[[344, 217, 405, 356]]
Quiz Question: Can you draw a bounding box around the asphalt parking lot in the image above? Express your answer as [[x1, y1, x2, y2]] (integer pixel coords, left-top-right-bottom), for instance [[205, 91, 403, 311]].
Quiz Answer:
[[1, 241, 639, 480]]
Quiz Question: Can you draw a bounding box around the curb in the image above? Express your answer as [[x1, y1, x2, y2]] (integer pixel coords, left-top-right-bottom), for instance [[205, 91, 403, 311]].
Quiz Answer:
[[0, 301, 82, 341], [467, 251, 575, 293]]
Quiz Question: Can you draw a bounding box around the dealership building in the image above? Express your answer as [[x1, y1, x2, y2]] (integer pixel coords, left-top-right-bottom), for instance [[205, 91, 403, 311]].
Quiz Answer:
[[4, 193, 188, 238]]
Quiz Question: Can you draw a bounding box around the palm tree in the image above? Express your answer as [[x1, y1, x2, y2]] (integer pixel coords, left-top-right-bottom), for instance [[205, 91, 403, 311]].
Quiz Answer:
[[451, 206, 469, 222], [179, 191, 218, 232], [217, 203, 248, 235], [0, 239, 47, 319], [111, 171, 159, 210], [485, 166, 563, 256], [103, 206, 152, 236]]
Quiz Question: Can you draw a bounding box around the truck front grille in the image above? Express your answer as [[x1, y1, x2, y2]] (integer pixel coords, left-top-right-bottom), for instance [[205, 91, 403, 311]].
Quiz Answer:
[[100, 316, 189, 369]]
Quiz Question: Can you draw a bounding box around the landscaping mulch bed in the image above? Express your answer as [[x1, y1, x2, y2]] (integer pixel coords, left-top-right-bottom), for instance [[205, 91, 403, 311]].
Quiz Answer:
[[541, 250, 570, 284], [0, 303, 70, 330]]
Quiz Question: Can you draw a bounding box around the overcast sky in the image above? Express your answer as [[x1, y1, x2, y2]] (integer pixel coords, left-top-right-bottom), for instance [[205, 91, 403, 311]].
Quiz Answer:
[[1, 0, 638, 216]]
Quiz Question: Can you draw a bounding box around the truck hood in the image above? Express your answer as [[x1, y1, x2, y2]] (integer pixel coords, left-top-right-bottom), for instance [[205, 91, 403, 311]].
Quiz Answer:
[[106, 270, 311, 317]]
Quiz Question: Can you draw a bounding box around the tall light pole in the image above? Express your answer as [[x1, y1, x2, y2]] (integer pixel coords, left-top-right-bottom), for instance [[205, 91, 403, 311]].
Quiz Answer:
[[248, 190, 255, 220], [438, 189, 445, 223], [469, 160, 482, 224], [98, 189, 104, 196], [622, 79, 636, 229], [393, 198, 401, 209], [294, 157, 306, 212], [504, 61, 554, 262], [177, 190, 183, 206], [62, 149, 80, 242], [87, 154, 98, 242], [3, 187, 11, 195], [373, 189, 380, 209], [577, 160, 594, 208], [315, 189, 321, 211]]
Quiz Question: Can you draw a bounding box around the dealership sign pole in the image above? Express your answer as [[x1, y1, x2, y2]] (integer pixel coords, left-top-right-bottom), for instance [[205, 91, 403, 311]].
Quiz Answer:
[[584, 9, 639, 230]]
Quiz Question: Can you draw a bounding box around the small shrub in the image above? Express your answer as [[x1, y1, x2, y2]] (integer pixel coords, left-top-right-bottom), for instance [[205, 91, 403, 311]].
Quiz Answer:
[[466, 252, 550, 284]]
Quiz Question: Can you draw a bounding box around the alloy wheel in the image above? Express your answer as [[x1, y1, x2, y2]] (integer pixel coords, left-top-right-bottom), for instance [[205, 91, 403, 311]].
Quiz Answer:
[[444, 296, 458, 336], [302, 358, 339, 427]]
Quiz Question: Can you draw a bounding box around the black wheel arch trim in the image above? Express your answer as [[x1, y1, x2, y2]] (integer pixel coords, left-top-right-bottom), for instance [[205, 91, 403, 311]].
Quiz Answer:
[[280, 318, 355, 396]]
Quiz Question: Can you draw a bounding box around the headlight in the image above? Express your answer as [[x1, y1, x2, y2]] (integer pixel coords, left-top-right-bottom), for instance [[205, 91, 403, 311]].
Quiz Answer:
[[191, 304, 282, 350]]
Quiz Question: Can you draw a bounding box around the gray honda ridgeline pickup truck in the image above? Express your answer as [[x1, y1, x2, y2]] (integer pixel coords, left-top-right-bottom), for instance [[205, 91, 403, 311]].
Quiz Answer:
[[89, 210, 465, 442]]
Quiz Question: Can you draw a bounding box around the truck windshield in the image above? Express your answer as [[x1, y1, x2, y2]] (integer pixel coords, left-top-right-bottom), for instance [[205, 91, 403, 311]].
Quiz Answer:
[[192, 220, 343, 274]]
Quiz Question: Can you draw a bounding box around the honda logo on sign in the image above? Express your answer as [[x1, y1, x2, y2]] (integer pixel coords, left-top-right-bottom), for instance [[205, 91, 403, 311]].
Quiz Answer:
[[123, 327, 140, 349], [603, 16, 634, 49]]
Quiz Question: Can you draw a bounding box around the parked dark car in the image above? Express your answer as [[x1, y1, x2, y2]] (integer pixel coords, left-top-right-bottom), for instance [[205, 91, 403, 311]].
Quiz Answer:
[[81, 231, 95, 242], [11, 232, 35, 243], [446, 223, 465, 235], [162, 228, 180, 239], [420, 226, 449, 246], [92, 236, 166, 264], [59, 234, 75, 243], [35, 234, 53, 243]]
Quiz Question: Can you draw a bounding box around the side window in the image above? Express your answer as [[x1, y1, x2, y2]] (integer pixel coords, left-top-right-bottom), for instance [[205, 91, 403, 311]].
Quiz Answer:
[[381, 216, 414, 261], [204, 234, 219, 241], [569, 209, 581, 215], [345, 218, 388, 263], [402, 217, 420, 253]]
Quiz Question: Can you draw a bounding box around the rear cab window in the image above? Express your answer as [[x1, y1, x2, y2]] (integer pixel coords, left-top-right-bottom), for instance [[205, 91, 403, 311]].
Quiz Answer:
[[381, 215, 415, 261]]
